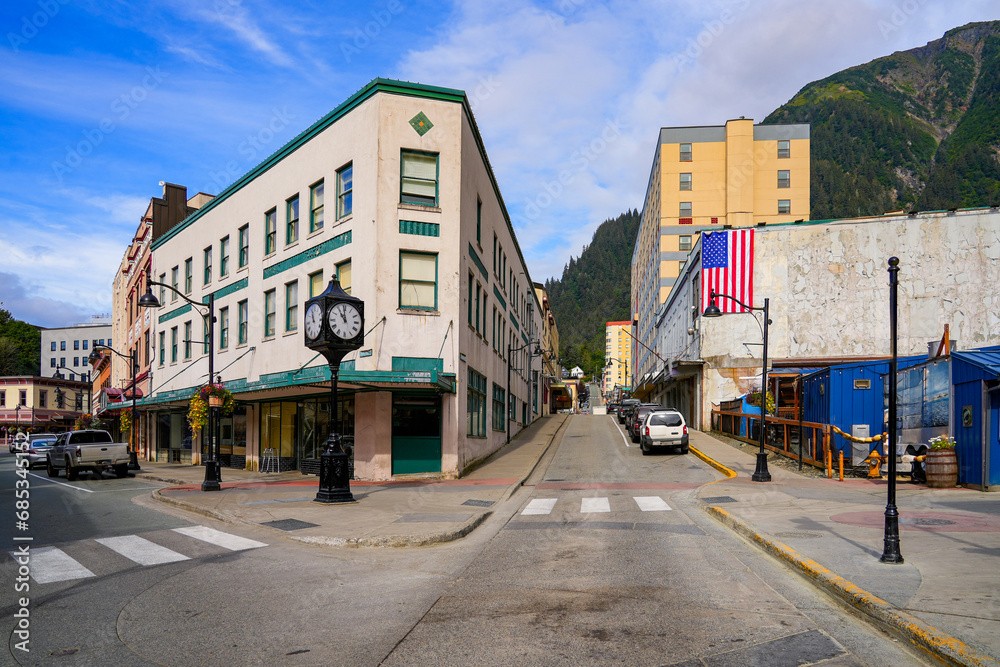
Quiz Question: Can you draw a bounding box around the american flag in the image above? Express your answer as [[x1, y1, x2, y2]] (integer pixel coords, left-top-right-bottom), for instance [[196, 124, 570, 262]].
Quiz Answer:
[[701, 229, 754, 313]]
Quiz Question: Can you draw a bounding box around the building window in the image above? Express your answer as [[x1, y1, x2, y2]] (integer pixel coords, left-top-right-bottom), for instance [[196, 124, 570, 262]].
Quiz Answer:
[[265, 208, 277, 254], [476, 197, 482, 244], [50, 358, 56, 368], [310, 180, 324, 232], [679, 143, 692, 162], [679, 202, 692, 217], [73, 356, 78, 366], [679, 173, 692, 191], [39, 391, 47, 408], [467, 273, 474, 327], [467, 368, 487, 437], [238, 224, 249, 268], [336, 260, 352, 295], [492, 383, 506, 431], [778, 199, 791, 214], [203, 247, 212, 285], [679, 235, 693, 252], [202, 314, 210, 354], [285, 281, 298, 332], [286, 195, 299, 245], [337, 163, 352, 219], [400, 150, 438, 206], [220, 236, 230, 277], [184, 258, 193, 293], [19, 390, 27, 406], [238, 300, 248, 344], [309, 270, 323, 298], [778, 140, 790, 158], [0, 392, 5, 407], [73, 340, 79, 350], [778, 170, 790, 189], [82, 339, 88, 350], [264, 289, 276, 337], [171, 327, 178, 363], [50, 341, 56, 351], [60, 340, 66, 351], [183, 320, 192, 360], [171, 266, 179, 301], [219, 307, 229, 349], [158, 332, 165, 366], [159, 273, 166, 303], [399, 251, 437, 310], [678, 260, 686, 273]]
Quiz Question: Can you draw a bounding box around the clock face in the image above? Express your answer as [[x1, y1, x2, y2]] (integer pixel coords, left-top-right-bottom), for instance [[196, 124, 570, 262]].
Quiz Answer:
[[305, 303, 323, 340], [328, 302, 362, 340]]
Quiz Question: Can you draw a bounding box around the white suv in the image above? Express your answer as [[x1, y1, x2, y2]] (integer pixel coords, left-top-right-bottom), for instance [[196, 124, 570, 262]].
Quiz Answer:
[[640, 409, 688, 455]]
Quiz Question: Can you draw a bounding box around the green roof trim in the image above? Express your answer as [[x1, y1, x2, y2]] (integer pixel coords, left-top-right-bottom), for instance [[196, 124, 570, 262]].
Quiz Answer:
[[392, 356, 444, 371], [158, 303, 192, 324], [493, 285, 506, 311], [262, 231, 351, 279], [468, 243, 488, 279], [399, 220, 440, 237]]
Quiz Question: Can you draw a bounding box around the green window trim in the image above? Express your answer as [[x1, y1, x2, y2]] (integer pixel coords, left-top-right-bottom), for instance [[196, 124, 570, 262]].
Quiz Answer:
[[310, 180, 325, 233], [399, 250, 438, 311], [285, 281, 298, 332], [220, 235, 230, 277], [337, 163, 353, 219], [264, 289, 276, 337], [184, 258, 192, 294], [265, 208, 277, 255], [238, 224, 249, 268], [286, 195, 300, 244], [400, 149, 439, 206], [237, 300, 248, 344]]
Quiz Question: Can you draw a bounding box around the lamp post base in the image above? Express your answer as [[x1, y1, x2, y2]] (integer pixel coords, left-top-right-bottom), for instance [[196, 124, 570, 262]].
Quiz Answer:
[[201, 460, 221, 492], [880, 510, 904, 563], [128, 449, 142, 471], [314, 449, 355, 504], [751, 451, 772, 482]]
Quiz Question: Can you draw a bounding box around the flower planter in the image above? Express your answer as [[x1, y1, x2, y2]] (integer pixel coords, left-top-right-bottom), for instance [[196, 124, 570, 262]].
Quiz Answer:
[[208, 396, 224, 408], [925, 448, 958, 488]]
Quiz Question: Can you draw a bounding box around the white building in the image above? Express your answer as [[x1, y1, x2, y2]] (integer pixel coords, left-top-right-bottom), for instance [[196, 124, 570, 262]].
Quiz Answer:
[[141, 79, 545, 479], [40, 316, 112, 382]]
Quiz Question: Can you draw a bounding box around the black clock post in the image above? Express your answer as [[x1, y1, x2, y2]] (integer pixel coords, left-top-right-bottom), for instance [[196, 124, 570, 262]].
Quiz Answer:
[[304, 277, 365, 504]]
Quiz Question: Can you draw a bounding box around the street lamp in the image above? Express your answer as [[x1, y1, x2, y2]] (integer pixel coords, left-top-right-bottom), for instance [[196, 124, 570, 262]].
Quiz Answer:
[[138, 277, 220, 491], [704, 289, 772, 483], [88, 344, 141, 471], [507, 338, 543, 444], [53, 366, 92, 424], [881, 258, 904, 564], [14, 404, 22, 437], [606, 357, 629, 397]]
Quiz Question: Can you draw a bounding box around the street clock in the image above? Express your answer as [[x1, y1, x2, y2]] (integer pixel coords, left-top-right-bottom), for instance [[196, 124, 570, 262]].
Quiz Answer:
[[303, 277, 365, 359]]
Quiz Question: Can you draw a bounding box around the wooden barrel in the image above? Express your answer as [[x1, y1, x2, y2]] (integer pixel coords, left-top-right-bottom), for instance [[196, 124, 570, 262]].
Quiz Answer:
[[925, 449, 958, 488]]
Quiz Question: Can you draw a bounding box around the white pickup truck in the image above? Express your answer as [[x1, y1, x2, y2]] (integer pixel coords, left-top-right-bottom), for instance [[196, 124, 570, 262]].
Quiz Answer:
[[46, 430, 131, 480]]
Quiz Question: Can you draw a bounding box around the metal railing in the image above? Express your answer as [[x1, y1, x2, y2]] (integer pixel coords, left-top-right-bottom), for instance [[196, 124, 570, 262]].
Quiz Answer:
[[711, 409, 830, 469]]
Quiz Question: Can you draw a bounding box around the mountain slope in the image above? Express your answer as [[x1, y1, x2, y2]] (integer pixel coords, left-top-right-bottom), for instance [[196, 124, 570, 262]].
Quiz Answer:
[[764, 20, 1000, 218]]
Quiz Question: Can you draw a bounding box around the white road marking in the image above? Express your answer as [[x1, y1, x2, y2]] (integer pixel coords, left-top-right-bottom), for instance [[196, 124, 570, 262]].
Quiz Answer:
[[615, 420, 632, 448], [522, 498, 558, 515], [95, 535, 190, 566], [27, 472, 94, 492], [581, 497, 611, 513], [633, 496, 673, 512], [14, 546, 96, 584], [173, 526, 267, 551]]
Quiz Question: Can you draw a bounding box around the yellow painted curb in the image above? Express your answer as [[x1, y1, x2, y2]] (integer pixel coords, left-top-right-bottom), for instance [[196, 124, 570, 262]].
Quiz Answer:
[[704, 505, 996, 667], [690, 446, 738, 482]]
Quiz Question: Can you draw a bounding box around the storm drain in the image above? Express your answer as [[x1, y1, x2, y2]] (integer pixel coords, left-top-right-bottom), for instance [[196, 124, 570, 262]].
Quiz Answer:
[[702, 496, 738, 504], [902, 517, 956, 526], [462, 499, 494, 507], [262, 519, 320, 531]]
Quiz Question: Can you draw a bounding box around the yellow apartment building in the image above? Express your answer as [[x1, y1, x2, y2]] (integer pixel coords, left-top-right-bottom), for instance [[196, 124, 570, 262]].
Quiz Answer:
[[604, 320, 633, 396], [630, 119, 810, 395]]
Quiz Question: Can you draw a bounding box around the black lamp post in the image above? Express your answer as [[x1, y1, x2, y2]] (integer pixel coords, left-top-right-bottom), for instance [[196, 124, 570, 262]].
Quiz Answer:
[[14, 404, 21, 437], [881, 257, 904, 564], [704, 289, 771, 483], [53, 366, 92, 419], [606, 357, 629, 396], [139, 277, 220, 491], [88, 345, 141, 471], [507, 339, 543, 444]]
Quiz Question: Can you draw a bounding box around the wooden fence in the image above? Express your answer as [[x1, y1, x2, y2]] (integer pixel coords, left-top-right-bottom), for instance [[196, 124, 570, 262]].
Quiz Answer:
[[711, 409, 831, 470]]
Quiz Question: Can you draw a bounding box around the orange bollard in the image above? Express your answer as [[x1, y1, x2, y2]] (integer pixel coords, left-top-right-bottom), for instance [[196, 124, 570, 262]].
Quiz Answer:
[[839, 450, 844, 481]]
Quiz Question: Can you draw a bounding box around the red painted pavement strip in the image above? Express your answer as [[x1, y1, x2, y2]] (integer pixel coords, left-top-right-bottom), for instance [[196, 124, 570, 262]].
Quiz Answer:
[[830, 510, 1000, 533], [163, 478, 519, 493], [536, 482, 702, 490]]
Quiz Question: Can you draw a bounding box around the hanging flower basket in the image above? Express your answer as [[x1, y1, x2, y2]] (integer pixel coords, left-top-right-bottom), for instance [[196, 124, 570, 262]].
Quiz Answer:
[[120, 410, 131, 433], [187, 383, 235, 433]]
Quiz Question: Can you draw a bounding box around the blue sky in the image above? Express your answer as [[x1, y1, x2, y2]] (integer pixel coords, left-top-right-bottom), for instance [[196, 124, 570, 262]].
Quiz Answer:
[[1, 0, 995, 328]]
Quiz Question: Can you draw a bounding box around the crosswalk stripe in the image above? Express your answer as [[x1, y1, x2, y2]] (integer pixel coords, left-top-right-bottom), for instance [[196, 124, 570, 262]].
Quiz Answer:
[[16, 546, 95, 584], [634, 496, 672, 512], [581, 497, 611, 513], [522, 498, 558, 515], [172, 526, 267, 551], [95, 535, 190, 566]]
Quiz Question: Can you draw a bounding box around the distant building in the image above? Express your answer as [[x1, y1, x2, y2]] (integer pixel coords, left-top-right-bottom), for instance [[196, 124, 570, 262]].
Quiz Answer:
[[631, 119, 810, 398], [604, 320, 633, 395], [40, 316, 111, 384], [0, 376, 91, 435]]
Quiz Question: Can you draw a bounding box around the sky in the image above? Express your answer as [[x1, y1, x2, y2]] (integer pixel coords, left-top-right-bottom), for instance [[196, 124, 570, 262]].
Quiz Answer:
[[0, 0, 996, 328]]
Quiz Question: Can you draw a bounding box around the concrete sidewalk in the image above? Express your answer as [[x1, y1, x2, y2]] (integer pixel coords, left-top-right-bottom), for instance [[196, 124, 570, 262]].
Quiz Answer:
[[688, 429, 1000, 667], [137, 414, 568, 548]]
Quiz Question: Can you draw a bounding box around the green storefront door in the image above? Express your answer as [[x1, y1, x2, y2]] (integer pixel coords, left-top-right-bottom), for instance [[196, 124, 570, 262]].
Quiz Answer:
[[391, 396, 442, 475]]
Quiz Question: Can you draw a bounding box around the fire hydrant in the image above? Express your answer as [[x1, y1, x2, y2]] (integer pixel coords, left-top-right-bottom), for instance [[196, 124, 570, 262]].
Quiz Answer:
[[863, 449, 883, 479]]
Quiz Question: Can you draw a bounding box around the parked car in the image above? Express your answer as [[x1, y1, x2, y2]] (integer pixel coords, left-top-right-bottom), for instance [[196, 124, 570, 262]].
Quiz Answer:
[[618, 399, 640, 424], [9, 432, 27, 455], [47, 429, 131, 480], [628, 403, 664, 442], [640, 409, 689, 455], [607, 401, 620, 417], [24, 433, 58, 469]]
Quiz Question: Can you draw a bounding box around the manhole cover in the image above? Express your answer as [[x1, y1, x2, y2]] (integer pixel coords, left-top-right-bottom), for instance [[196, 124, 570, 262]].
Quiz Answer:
[[462, 499, 494, 507], [901, 517, 956, 526], [773, 531, 824, 539], [702, 496, 738, 504], [262, 519, 320, 531]]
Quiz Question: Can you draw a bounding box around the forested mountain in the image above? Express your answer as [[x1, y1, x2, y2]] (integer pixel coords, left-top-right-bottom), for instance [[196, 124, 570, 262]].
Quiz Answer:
[[544, 210, 640, 375], [0, 308, 40, 376], [764, 20, 1000, 219]]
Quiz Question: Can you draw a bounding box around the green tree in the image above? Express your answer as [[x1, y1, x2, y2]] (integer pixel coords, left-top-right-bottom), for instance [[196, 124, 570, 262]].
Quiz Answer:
[[0, 308, 41, 376]]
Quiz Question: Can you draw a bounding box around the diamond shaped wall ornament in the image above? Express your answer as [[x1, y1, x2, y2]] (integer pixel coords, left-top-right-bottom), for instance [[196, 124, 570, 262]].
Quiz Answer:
[[409, 111, 433, 136]]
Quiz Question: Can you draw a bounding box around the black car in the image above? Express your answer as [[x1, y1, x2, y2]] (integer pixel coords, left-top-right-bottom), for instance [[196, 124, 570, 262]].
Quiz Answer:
[[617, 399, 640, 424], [628, 404, 663, 442]]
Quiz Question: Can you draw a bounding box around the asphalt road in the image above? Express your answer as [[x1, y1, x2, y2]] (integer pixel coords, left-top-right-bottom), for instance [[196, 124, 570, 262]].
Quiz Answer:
[[1, 419, 932, 666]]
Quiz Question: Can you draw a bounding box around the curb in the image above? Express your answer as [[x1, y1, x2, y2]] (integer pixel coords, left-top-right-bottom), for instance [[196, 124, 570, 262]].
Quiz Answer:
[[689, 446, 738, 480], [705, 505, 996, 667]]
